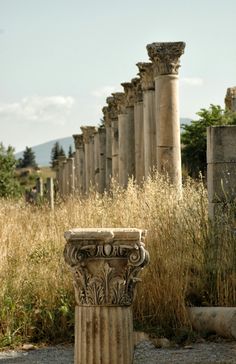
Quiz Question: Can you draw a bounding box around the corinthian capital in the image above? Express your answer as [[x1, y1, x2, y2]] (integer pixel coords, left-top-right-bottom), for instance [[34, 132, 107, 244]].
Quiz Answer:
[[106, 96, 118, 120], [131, 78, 143, 103], [121, 82, 135, 107], [81, 126, 97, 144], [225, 87, 236, 111], [146, 42, 186, 75], [102, 106, 111, 128], [73, 134, 84, 149], [64, 228, 149, 306], [136, 62, 155, 91], [112, 92, 126, 114]]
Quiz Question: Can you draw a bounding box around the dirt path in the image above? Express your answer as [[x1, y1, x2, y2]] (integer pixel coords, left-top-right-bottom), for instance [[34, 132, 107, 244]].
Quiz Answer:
[[0, 341, 235, 363]]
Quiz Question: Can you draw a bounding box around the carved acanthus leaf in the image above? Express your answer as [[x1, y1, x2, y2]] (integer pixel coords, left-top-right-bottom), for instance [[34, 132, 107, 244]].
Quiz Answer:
[[81, 126, 97, 144], [131, 78, 143, 103], [64, 239, 149, 306], [136, 62, 155, 91], [121, 82, 135, 107], [73, 134, 84, 149], [146, 42, 186, 75]]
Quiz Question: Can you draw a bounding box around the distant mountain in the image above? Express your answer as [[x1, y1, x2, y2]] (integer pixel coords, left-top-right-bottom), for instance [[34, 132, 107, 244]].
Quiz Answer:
[[15, 117, 192, 167], [15, 136, 74, 167]]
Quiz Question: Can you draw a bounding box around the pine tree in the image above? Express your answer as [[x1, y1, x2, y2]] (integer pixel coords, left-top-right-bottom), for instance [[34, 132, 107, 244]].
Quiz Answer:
[[18, 147, 38, 168], [50, 142, 66, 167]]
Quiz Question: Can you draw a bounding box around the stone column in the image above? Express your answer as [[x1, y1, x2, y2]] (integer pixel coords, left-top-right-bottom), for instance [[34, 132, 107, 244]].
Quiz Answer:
[[118, 82, 135, 187], [137, 62, 156, 179], [64, 228, 149, 364], [73, 134, 85, 195], [65, 159, 70, 196], [94, 130, 100, 191], [147, 42, 185, 188], [207, 125, 236, 220], [36, 177, 43, 197], [131, 77, 144, 184], [81, 126, 97, 194], [107, 96, 119, 182], [103, 107, 112, 190], [67, 157, 75, 196], [98, 127, 106, 193], [62, 159, 68, 197], [225, 87, 236, 112], [116, 92, 128, 187], [57, 156, 67, 197], [46, 177, 54, 210]]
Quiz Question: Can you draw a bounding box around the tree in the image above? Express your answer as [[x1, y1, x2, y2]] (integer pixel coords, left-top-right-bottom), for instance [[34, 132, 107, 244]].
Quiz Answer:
[[18, 147, 38, 168], [50, 142, 65, 167], [0, 143, 21, 197], [181, 105, 236, 177]]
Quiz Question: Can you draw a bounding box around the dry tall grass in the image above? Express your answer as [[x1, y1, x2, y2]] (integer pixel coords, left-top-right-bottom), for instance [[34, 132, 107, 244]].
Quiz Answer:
[[0, 176, 235, 347]]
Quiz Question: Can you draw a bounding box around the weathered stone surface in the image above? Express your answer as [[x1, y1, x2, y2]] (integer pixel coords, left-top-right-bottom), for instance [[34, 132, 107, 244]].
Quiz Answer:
[[225, 86, 236, 111], [146, 41, 185, 75], [136, 62, 155, 91], [121, 82, 135, 107], [131, 77, 143, 103], [207, 126, 236, 206], [64, 228, 149, 364], [188, 307, 236, 339]]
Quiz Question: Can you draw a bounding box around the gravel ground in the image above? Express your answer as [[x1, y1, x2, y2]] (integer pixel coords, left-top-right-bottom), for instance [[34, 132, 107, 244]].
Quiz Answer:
[[0, 341, 236, 364]]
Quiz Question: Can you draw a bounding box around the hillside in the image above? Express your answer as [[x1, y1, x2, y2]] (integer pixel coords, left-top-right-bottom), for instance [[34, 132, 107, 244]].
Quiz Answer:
[[15, 136, 74, 167], [15, 118, 191, 167]]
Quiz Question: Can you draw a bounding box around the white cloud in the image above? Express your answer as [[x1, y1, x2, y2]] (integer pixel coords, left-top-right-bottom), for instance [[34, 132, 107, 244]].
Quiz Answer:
[[0, 96, 75, 125], [91, 85, 118, 98], [181, 77, 204, 86]]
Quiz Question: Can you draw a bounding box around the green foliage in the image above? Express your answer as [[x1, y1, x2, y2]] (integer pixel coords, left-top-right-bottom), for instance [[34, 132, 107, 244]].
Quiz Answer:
[[50, 142, 65, 167], [18, 147, 38, 168], [181, 105, 236, 177], [0, 143, 21, 198]]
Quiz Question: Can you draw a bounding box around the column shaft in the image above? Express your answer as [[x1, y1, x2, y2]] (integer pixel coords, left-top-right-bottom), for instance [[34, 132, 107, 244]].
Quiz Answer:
[[147, 41, 185, 188], [134, 101, 144, 184], [155, 74, 181, 184], [112, 118, 119, 182], [75, 306, 133, 364], [143, 90, 156, 177], [98, 128, 106, 193], [94, 132, 100, 191]]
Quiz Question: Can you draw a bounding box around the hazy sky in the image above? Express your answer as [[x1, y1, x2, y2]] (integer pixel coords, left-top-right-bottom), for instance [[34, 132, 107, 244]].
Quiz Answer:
[[1, 0, 236, 152]]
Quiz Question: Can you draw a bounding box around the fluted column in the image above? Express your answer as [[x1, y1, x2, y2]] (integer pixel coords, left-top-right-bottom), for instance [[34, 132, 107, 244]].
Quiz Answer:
[[147, 41, 185, 188], [118, 83, 135, 188], [103, 107, 112, 190], [94, 130, 100, 191], [225, 87, 236, 112], [73, 134, 85, 195], [107, 96, 119, 182], [81, 126, 97, 194], [137, 62, 156, 178], [131, 77, 144, 184], [64, 228, 149, 364], [67, 157, 75, 196], [98, 127, 106, 193], [57, 155, 67, 197]]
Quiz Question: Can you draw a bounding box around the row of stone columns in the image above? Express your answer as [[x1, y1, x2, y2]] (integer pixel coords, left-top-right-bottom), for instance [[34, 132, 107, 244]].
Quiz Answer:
[[55, 41, 186, 197]]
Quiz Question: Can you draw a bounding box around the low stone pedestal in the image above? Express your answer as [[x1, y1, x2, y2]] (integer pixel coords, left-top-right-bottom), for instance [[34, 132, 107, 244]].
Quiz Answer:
[[189, 307, 236, 339], [64, 228, 149, 364]]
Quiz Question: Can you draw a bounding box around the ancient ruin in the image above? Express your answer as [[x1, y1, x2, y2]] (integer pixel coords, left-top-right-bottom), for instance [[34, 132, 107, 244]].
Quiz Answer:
[[55, 41, 186, 196], [64, 228, 149, 364]]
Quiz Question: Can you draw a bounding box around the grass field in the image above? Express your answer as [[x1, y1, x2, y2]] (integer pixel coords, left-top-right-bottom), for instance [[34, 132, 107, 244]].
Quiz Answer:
[[0, 175, 235, 348]]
